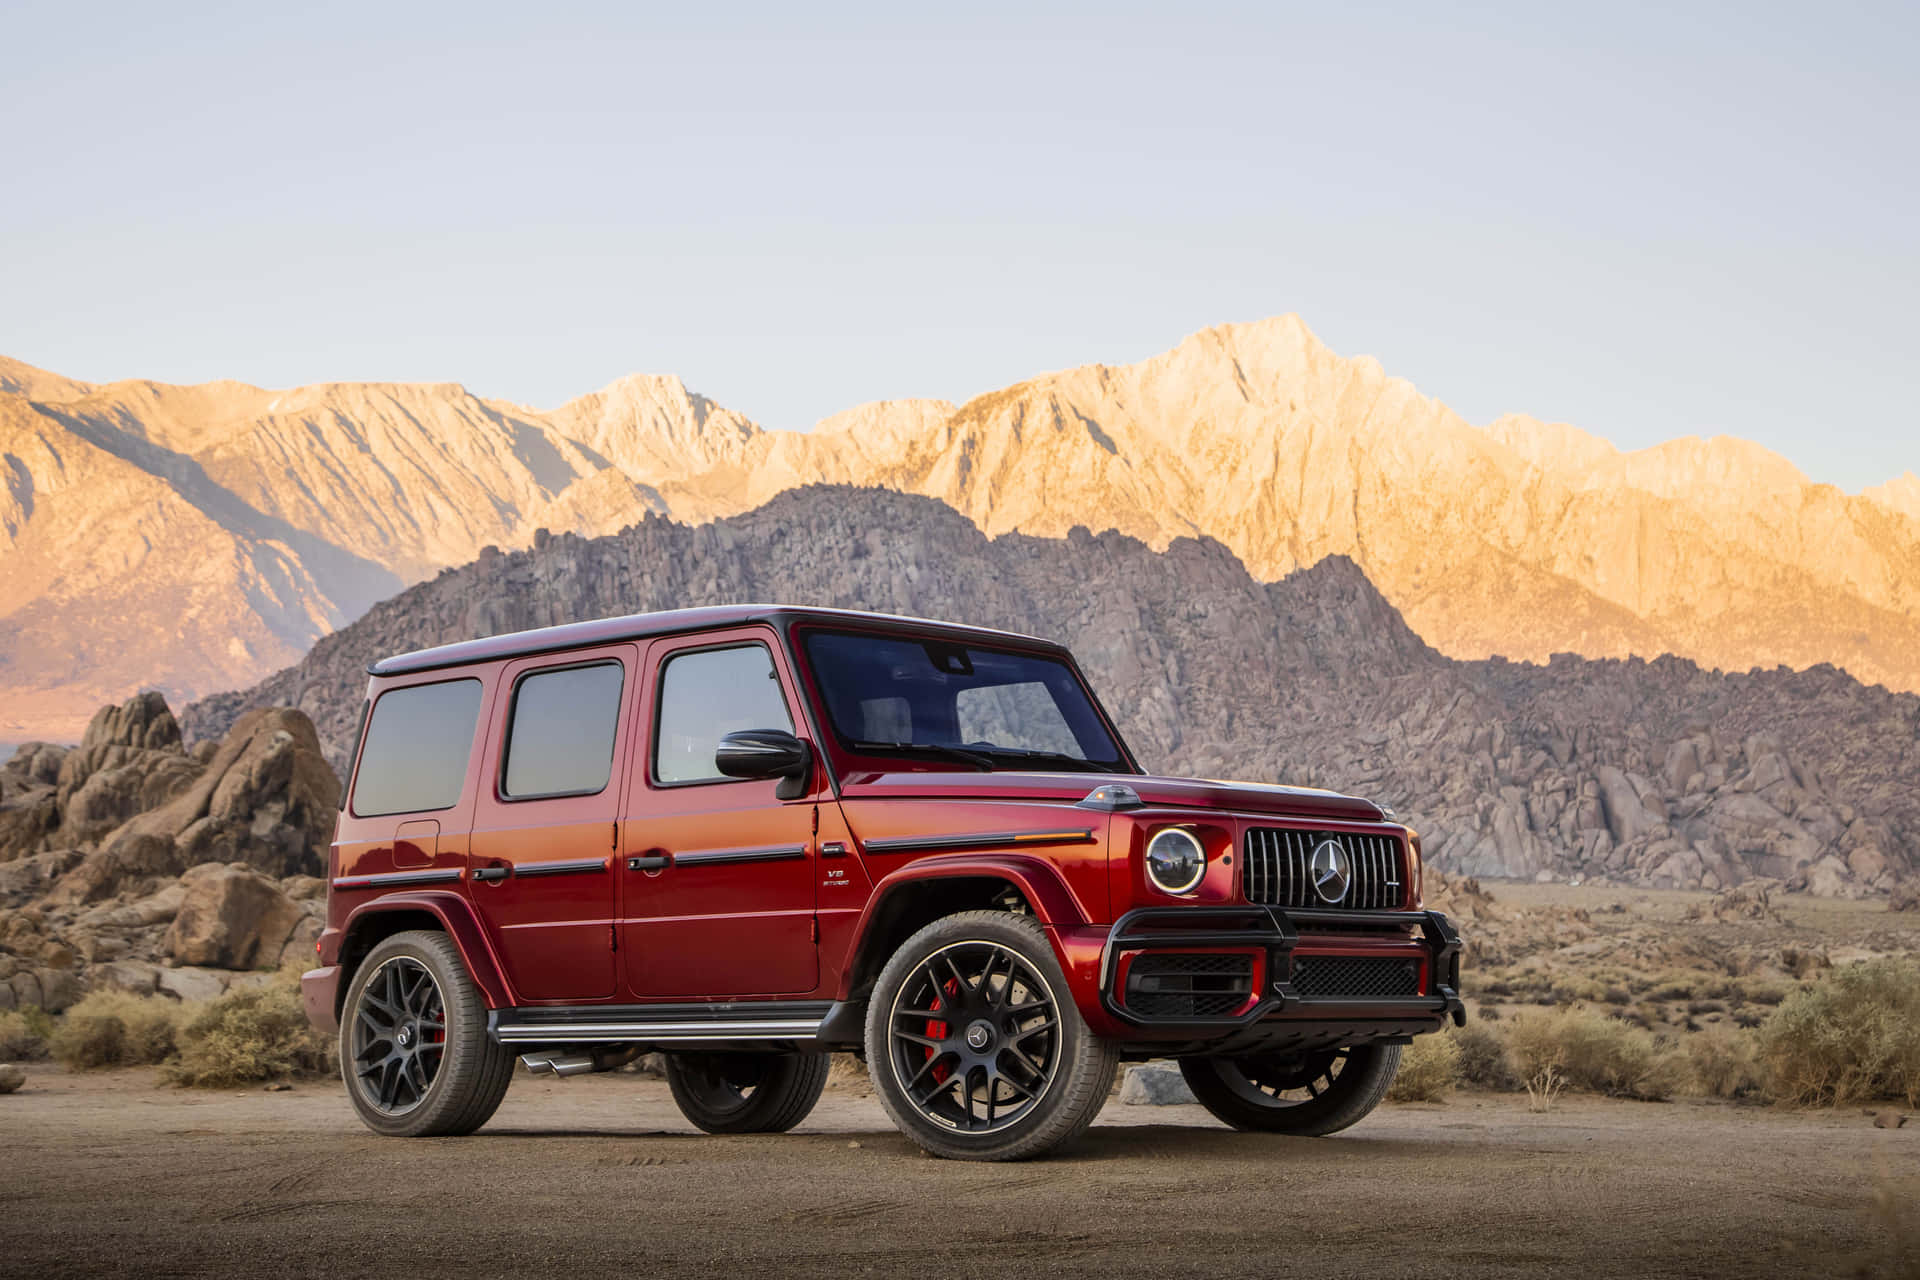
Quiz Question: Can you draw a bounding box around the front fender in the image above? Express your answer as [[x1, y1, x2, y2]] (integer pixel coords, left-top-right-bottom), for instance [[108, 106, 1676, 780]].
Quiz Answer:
[[333, 890, 514, 1011]]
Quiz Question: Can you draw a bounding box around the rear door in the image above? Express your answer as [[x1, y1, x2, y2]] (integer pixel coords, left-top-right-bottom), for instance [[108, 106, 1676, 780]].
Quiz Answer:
[[468, 645, 638, 1002], [621, 629, 821, 997]]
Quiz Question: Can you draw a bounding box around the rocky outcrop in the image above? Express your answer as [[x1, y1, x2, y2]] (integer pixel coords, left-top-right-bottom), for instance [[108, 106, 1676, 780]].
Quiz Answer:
[[187, 487, 1918, 900], [162, 864, 310, 970], [0, 695, 335, 1010], [7, 317, 1918, 743]]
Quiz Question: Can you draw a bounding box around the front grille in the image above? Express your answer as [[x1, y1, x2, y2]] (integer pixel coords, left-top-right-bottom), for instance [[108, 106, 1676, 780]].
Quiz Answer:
[[1290, 955, 1421, 1000], [1124, 953, 1254, 1019], [1242, 829, 1404, 909]]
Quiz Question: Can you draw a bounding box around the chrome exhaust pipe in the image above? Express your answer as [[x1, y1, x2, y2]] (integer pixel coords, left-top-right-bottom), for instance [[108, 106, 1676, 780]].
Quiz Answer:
[[519, 1051, 598, 1077]]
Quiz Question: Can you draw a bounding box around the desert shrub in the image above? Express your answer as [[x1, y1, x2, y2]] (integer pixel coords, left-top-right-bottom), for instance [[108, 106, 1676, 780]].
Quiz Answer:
[[164, 973, 334, 1087], [0, 1007, 55, 1061], [1476, 1003, 1501, 1022], [1649, 977, 1698, 1002], [1741, 978, 1792, 1007], [1451, 1021, 1518, 1091], [1386, 1033, 1460, 1102], [1759, 959, 1920, 1108], [1502, 1006, 1688, 1100], [1688, 999, 1728, 1016], [1601, 986, 1632, 1006], [48, 991, 183, 1069], [1687, 1026, 1764, 1099]]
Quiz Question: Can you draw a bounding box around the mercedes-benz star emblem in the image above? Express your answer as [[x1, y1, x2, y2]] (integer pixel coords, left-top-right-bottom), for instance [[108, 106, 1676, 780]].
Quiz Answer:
[[1310, 838, 1352, 904]]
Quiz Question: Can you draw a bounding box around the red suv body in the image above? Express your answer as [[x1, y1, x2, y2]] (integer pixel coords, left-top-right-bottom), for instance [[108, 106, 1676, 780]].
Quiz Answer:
[[306, 605, 1463, 1159]]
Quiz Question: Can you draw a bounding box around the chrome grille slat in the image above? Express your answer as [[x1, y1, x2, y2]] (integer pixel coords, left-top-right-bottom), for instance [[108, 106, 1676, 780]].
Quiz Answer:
[[1240, 828, 1407, 910]]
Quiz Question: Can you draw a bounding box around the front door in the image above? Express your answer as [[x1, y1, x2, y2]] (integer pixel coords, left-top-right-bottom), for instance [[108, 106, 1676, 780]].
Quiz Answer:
[[622, 630, 821, 997], [468, 645, 637, 1002]]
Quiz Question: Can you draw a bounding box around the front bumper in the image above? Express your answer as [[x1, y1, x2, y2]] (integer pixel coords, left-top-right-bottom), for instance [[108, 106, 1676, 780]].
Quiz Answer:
[[1098, 905, 1465, 1048]]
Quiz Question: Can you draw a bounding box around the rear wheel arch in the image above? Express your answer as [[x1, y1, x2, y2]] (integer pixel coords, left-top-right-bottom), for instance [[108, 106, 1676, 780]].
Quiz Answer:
[[336, 892, 510, 1017]]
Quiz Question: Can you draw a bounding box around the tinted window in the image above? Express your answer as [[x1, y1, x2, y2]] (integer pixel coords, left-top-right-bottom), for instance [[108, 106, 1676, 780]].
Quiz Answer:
[[654, 645, 794, 784], [352, 679, 484, 817], [802, 631, 1125, 771], [502, 662, 625, 799]]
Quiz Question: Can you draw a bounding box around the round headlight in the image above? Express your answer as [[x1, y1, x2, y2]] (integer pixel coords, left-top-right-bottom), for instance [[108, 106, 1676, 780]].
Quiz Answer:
[[1145, 827, 1206, 894]]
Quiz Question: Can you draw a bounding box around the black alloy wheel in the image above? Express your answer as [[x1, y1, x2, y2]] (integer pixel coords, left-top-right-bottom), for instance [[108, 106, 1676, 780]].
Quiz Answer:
[[865, 910, 1117, 1161], [339, 930, 515, 1137], [886, 940, 1060, 1134], [663, 1050, 829, 1134], [351, 955, 446, 1114], [1179, 1042, 1402, 1135]]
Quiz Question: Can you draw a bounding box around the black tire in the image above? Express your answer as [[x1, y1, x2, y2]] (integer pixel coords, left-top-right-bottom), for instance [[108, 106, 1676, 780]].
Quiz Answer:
[[663, 1051, 829, 1134], [865, 910, 1118, 1162], [1178, 1043, 1401, 1136], [339, 930, 515, 1137]]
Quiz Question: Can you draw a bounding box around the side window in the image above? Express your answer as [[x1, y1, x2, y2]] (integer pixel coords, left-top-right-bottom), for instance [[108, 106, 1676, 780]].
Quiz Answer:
[[654, 644, 794, 784], [352, 678, 485, 817], [502, 661, 625, 799]]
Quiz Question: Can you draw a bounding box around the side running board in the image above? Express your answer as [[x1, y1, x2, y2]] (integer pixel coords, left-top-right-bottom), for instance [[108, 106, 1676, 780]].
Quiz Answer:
[[490, 1001, 836, 1046]]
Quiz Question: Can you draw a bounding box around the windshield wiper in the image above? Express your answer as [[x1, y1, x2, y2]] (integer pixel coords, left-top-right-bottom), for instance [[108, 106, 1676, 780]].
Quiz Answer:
[[967, 747, 1125, 774], [849, 741, 996, 771]]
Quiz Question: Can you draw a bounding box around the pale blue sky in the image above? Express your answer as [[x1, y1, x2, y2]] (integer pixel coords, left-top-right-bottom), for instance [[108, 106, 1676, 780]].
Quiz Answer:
[[3, 1, 1914, 489]]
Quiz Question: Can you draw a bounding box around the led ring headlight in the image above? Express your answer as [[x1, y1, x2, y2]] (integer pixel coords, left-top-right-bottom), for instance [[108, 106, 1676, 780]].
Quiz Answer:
[[1145, 827, 1206, 894]]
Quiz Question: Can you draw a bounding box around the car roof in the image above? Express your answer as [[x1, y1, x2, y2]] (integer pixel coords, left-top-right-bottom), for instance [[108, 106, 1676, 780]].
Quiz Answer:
[[368, 604, 1068, 677]]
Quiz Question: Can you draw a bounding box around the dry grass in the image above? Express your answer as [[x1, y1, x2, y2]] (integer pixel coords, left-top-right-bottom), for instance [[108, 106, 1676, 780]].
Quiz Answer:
[[48, 991, 183, 1069], [162, 971, 334, 1087], [1502, 1006, 1688, 1101], [1386, 1033, 1460, 1102], [1759, 959, 1920, 1108], [0, 1006, 55, 1061], [1524, 1064, 1565, 1113], [1451, 1020, 1519, 1091], [1686, 1026, 1765, 1099]]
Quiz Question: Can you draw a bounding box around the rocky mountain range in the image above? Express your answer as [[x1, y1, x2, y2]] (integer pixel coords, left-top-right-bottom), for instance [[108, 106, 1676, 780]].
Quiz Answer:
[[6, 319, 1918, 745], [184, 486, 1918, 901]]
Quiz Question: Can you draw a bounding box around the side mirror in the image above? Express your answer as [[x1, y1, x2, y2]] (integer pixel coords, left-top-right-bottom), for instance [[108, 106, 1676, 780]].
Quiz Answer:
[[715, 729, 812, 799]]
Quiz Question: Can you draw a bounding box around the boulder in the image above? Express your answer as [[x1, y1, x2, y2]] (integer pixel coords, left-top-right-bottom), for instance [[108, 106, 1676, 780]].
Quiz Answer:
[[0, 1063, 24, 1094], [1118, 1062, 1198, 1105], [156, 965, 232, 1003], [162, 863, 306, 969], [108, 707, 339, 879]]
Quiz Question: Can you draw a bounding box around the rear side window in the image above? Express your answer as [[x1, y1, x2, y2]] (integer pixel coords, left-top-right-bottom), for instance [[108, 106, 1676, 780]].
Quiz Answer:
[[351, 679, 484, 817], [654, 644, 794, 784], [502, 661, 625, 799]]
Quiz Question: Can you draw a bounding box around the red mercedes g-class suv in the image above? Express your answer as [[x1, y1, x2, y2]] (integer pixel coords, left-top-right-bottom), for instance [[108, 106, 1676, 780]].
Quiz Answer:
[[305, 605, 1462, 1160]]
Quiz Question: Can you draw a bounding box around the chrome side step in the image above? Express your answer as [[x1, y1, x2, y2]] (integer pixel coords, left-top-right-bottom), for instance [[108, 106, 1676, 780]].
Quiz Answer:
[[489, 1001, 836, 1046], [495, 1018, 825, 1044]]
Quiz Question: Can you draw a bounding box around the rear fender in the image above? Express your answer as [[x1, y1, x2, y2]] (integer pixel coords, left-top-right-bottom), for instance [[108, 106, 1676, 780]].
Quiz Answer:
[[337, 890, 513, 1011]]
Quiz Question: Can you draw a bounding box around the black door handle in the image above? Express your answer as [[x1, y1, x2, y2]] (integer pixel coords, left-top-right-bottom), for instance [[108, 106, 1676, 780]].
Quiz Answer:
[[627, 855, 669, 871], [472, 865, 510, 883]]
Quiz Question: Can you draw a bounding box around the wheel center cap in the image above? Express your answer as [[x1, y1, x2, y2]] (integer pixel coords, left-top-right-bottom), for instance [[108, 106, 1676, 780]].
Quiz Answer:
[[964, 1020, 994, 1051], [397, 1024, 414, 1049]]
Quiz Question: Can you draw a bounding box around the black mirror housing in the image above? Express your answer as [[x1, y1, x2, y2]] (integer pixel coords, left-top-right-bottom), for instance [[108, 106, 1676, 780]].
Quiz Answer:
[[714, 728, 812, 798]]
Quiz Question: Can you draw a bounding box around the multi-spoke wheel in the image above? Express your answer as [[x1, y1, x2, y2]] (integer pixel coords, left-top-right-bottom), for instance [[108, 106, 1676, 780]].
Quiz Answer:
[[664, 1051, 829, 1134], [351, 954, 445, 1113], [339, 930, 514, 1137], [866, 910, 1116, 1161], [1178, 1043, 1402, 1136]]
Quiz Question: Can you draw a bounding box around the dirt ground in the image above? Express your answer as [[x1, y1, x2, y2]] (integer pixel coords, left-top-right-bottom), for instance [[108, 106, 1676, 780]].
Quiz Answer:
[[3, 1065, 1914, 1280]]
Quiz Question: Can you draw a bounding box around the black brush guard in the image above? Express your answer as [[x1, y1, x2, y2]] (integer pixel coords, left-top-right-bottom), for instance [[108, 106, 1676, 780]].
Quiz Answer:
[[1099, 905, 1467, 1038]]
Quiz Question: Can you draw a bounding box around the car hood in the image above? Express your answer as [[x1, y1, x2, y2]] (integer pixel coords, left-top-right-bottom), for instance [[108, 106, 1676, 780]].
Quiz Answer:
[[836, 769, 1386, 823]]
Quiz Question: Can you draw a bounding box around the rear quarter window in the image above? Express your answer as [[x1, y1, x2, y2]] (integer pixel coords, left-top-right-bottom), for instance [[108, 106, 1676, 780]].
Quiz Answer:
[[351, 678, 485, 817]]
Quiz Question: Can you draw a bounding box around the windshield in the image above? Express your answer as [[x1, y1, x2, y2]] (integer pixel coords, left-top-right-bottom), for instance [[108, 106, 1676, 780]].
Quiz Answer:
[[800, 630, 1129, 773]]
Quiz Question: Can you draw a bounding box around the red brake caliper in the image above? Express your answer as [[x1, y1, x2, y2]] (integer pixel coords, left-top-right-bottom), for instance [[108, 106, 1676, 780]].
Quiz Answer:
[[926, 978, 959, 1085]]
